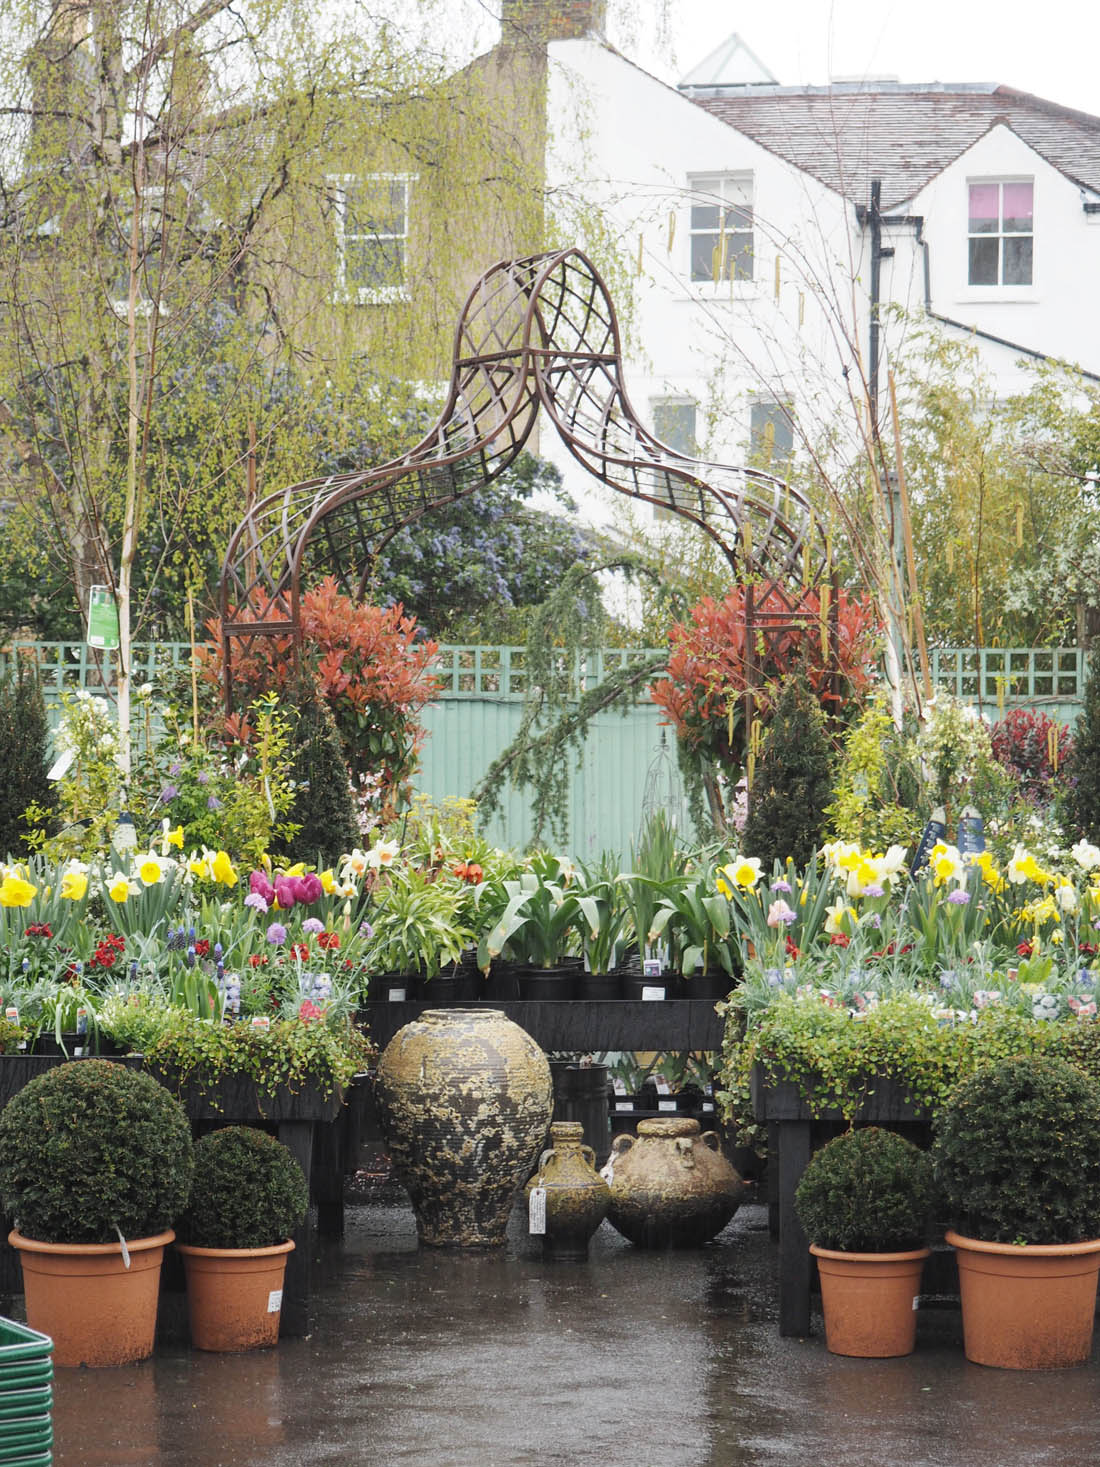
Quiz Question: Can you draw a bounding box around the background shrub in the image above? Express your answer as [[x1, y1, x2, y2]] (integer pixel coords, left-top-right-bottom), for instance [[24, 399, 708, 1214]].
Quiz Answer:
[[180, 1126, 308, 1249]]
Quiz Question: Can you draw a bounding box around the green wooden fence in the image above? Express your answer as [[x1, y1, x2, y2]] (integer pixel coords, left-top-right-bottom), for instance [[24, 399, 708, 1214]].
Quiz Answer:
[[1, 641, 1090, 857]]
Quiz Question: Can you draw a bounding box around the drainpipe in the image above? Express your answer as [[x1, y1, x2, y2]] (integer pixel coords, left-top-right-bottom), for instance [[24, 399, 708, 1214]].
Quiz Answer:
[[868, 179, 883, 435]]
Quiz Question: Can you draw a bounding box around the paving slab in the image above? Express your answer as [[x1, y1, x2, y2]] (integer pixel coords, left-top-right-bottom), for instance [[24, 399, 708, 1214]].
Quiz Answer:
[[41, 1194, 1100, 1467]]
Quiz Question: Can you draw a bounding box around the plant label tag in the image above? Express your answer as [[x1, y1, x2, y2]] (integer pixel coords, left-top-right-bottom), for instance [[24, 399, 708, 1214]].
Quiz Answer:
[[701, 1101, 714, 1113], [267, 1290, 283, 1314], [658, 1099, 677, 1112], [654, 1075, 671, 1094], [528, 1186, 547, 1235], [612, 1077, 627, 1095], [642, 958, 663, 978], [389, 987, 406, 1002], [47, 749, 74, 782], [641, 985, 666, 1001], [614, 1102, 633, 1113]]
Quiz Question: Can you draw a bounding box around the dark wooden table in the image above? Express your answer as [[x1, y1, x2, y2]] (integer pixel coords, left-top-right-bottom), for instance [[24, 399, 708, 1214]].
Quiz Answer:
[[359, 999, 726, 1053], [751, 1068, 933, 1336]]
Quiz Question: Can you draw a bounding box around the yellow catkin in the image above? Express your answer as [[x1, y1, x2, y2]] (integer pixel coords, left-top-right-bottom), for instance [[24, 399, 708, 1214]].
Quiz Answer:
[[667, 210, 676, 253]]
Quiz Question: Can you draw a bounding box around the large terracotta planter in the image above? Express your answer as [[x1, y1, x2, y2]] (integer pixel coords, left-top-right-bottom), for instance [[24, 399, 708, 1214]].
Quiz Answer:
[[810, 1243, 930, 1357], [10, 1228, 173, 1368], [178, 1241, 295, 1351], [946, 1229, 1100, 1369], [374, 1007, 553, 1247], [605, 1118, 745, 1248]]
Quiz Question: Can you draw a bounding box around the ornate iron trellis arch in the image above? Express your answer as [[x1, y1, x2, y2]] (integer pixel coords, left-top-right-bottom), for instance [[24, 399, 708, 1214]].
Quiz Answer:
[[219, 247, 832, 713]]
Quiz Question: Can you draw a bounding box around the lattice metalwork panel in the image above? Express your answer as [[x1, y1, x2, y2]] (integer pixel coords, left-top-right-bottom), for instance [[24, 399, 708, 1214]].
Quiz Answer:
[[219, 248, 828, 709]]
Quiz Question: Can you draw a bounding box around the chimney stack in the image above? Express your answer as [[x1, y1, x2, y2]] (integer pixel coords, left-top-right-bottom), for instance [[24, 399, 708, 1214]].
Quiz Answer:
[[500, 0, 607, 45]]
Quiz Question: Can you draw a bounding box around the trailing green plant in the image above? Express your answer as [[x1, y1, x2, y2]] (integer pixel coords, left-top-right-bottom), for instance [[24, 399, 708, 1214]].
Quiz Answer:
[[136, 1009, 373, 1105], [743, 670, 835, 871], [179, 1127, 309, 1250], [0, 1059, 194, 1244], [795, 1126, 937, 1253], [0, 664, 54, 859], [932, 1054, 1100, 1244]]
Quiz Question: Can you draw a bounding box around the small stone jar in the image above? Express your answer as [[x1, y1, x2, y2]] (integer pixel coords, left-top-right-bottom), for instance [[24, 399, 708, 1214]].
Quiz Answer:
[[605, 1117, 745, 1248], [525, 1121, 610, 1260]]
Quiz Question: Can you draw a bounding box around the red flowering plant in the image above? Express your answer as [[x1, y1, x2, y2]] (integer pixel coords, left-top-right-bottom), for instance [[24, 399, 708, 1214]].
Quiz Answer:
[[649, 584, 880, 826], [206, 577, 441, 825], [990, 707, 1073, 803]]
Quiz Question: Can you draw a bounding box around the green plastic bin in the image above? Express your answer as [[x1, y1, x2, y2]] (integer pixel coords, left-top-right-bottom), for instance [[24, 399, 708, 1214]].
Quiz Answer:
[[0, 1323, 51, 1373], [0, 1392, 50, 1423]]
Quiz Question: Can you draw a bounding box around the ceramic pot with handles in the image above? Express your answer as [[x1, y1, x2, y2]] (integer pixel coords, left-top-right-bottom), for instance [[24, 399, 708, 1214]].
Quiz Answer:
[[604, 1117, 745, 1248]]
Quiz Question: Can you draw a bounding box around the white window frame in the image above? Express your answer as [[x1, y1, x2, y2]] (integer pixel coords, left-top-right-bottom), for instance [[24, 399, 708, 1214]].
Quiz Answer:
[[328, 172, 415, 305], [687, 173, 754, 288], [966, 177, 1034, 289]]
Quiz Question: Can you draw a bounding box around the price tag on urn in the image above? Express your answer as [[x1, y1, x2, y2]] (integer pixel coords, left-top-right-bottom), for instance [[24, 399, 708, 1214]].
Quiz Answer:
[[528, 1185, 547, 1235]]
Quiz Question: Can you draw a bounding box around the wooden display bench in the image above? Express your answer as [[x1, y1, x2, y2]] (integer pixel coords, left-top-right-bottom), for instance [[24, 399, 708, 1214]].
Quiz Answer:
[[359, 999, 726, 1054], [751, 1068, 939, 1337]]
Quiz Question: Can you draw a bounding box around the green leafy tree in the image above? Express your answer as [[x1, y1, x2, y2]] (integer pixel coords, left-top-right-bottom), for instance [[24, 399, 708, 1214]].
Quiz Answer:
[[1069, 654, 1100, 844], [275, 674, 360, 867], [0, 665, 55, 857], [742, 671, 834, 870]]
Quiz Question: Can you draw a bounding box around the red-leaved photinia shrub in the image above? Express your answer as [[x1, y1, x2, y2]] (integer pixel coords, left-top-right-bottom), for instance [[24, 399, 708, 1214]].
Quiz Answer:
[[990, 706, 1073, 796], [649, 584, 880, 767], [207, 577, 440, 821]]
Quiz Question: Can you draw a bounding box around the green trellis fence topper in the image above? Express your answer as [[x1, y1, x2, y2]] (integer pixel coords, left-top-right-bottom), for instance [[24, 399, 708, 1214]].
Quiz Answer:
[[0, 642, 1089, 857]]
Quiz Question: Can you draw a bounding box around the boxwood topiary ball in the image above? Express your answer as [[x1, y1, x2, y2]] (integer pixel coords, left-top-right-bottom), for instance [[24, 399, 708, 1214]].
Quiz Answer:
[[180, 1127, 309, 1249], [932, 1054, 1100, 1245], [0, 1060, 194, 1244], [795, 1126, 936, 1253]]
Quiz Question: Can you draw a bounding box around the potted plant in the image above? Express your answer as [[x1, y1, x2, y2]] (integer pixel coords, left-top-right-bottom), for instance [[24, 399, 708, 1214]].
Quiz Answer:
[[794, 1126, 936, 1357], [575, 862, 631, 999], [932, 1054, 1100, 1369], [483, 853, 582, 999], [176, 1126, 309, 1351], [0, 1059, 194, 1367], [361, 865, 469, 1001], [650, 870, 740, 1000]]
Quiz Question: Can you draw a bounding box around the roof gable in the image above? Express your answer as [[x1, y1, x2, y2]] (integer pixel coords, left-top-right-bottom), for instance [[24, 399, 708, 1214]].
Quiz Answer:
[[684, 84, 1100, 207]]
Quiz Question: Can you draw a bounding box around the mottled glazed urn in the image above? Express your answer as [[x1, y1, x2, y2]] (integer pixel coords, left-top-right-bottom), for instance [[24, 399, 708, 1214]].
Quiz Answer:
[[374, 1007, 553, 1247], [525, 1121, 610, 1260], [605, 1118, 745, 1249]]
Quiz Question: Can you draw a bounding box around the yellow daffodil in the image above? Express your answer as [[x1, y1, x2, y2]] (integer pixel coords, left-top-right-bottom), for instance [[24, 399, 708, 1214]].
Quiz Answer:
[[931, 844, 965, 887], [189, 856, 210, 881], [824, 900, 855, 935], [320, 869, 338, 894], [0, 874, 35, 907], [60, 868, 88, 901], [163, 825, 184, 850], [108, 874, 131, 903], [285, 862, 306, 876], [211, 850, 237, 887], [971, 851, 1004, 891], [138, 854, 164, 886], [1006, 846, 1049, 885]]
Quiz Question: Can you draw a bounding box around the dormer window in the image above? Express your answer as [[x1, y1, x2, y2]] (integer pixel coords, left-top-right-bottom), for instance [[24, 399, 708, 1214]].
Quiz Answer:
[[968, 180, 1033, 286]]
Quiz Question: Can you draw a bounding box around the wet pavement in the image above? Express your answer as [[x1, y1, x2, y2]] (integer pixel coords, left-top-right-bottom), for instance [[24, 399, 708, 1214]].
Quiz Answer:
[[43, 1187, 1100, 1467]]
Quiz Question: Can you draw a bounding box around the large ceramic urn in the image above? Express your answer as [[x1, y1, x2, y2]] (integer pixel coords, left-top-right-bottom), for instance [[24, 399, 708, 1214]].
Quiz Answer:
[[605, 1118, 745, 1248], [375, 1008, 553, 1247]]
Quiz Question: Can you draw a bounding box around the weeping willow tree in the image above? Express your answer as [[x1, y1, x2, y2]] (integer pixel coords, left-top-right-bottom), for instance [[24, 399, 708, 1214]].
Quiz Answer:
[[0, 0, 560, 767], [473, 555, 689, 846]]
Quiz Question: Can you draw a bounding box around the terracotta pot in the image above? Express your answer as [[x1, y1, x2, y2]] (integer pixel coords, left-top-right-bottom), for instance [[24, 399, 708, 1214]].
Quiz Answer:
[[605, 1118, 745, 1248], [946, 1229, 1100, 1369], [525, 1121, 610, 1260], [177, 1241, 295, 1351], [10, 1228, 173, 1368], [810, 1244, 930, 1357], [374, 1007, 553, 1247]]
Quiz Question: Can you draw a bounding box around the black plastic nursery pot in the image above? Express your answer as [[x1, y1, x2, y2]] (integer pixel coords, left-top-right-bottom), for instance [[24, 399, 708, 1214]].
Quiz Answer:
[[619, 971, 680, 1001], [518, 965, 579, 1001], [577, 971, 621, 1000]]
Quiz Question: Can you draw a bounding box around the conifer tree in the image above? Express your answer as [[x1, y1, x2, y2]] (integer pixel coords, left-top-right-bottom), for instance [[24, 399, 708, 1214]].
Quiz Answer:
[[275, 675, 360, 868], [742, 671, 834, 871], [0, 668, 55, 858], [1069, 653, 1100, 844]]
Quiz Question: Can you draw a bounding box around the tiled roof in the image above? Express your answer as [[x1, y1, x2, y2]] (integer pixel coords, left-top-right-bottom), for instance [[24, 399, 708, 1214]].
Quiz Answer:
[[684, 83, 1100, 208]]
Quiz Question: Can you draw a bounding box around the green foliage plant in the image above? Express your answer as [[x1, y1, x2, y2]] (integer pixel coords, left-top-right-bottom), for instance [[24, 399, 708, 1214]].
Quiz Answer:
[[0, 665, 54, 859], [0, 1060, 194, 1244], [1069, 653, 1100, 846], [180, 1127, 308, 1250], [361, 864, 469, 980], [275, 673, 360, 867], [794, 1127, 937, 1253], [649, 870, 739, 979], [575, 857, 631, 975], [480, 851, 582, 969], [743, 670, 835, 870], [932, 1055, 1100, 1245], [825, 692, 922, 852]]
